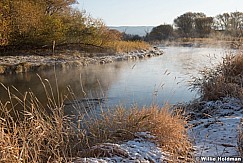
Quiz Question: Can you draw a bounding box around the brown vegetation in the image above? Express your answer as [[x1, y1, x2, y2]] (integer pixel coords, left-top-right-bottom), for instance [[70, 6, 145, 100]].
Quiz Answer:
[[0, 79, 192, 162], [190, 51, 243, 157], [107, 41, 150, 53], [0, 0, 125, 54], [191, 53, 243, 101]]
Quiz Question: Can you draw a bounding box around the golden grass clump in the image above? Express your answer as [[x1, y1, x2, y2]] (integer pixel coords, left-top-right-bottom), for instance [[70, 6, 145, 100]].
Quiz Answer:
[[107, 41, 151, 53], [76, 106, 192, 161], [0, 79, 192, 162], [192, 53, 243, 101], [139, 106, 192, 160]]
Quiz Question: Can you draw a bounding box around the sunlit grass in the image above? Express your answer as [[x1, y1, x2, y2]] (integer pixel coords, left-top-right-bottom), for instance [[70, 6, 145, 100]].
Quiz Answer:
[[81, 105, 192, 160], [107, 41, 151, 53], [0, 77, 192, 162]]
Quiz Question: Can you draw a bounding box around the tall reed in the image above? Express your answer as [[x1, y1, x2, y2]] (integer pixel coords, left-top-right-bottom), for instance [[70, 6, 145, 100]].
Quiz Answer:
[[0, 76, 192, 162], [191, 53, 243, 101]]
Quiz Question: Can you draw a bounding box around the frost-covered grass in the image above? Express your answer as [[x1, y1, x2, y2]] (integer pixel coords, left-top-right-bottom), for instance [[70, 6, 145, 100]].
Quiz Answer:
[[0, 78, 192, 162]]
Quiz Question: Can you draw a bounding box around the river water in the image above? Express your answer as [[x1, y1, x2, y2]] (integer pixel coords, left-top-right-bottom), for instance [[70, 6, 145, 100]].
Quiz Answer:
[[0, 46, 232, 109]]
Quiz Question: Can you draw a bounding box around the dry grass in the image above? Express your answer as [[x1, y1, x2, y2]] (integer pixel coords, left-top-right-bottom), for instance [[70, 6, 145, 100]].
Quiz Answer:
[[0, 78, 192, 162], [191, 52, 243, 158], [107, 41, 151, 53], [192, 53, 243, 101], [81, 106, 192, 160], [0, 79, 83, 162]]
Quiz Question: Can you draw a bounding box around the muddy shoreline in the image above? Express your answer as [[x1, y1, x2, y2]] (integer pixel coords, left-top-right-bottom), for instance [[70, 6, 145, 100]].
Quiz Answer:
[[0, 47, 163, 75]]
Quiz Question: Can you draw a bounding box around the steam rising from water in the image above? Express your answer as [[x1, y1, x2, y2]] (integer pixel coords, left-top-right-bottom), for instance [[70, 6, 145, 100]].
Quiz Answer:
[[0, 46, 235, 109]]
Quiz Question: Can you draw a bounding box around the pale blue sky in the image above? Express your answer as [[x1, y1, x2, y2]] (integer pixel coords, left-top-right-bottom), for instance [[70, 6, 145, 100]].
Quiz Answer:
[[76, 0, 243, 26]]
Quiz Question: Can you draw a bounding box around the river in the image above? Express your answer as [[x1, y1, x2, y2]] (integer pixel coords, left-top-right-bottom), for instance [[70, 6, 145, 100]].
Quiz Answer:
[[0, 46, 233, 110]]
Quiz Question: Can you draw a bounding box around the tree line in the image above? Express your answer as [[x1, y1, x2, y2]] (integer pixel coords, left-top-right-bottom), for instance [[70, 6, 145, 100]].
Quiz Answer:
[[2, 2, 243, 50], [0, 0, 121, 50], [146, 11, 243, 41]]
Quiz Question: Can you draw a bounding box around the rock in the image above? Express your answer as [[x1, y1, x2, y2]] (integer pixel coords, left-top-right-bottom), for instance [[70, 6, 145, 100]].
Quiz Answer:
[[115, 57, 123, 61], [137, 54, 144, 59]]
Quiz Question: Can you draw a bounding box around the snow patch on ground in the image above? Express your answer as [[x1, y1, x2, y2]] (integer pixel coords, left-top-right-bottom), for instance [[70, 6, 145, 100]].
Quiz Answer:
[[74, 132, 170, 163], [188, 98, 243, 158], [73, 98, 243, 162]]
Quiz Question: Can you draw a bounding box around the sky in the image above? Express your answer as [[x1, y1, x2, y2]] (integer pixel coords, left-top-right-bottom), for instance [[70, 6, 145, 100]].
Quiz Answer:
[[76, 0, 243, 26]]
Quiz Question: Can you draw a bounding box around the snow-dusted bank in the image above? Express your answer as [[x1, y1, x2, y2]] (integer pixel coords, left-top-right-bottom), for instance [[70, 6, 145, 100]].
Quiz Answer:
[[187, 97, 243, 160], [73, 98, 243, 162], [0, 47, 163, 74], [74, 132, 171, 163]]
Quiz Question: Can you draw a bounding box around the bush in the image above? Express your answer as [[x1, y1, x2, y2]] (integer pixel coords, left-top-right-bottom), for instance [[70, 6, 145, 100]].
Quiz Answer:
[[191, 53, 243, 101]]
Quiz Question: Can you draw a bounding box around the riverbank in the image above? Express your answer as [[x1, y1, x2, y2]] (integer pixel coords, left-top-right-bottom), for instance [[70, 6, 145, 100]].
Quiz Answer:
[[0, 47, 163, 74], [188, 98, 242, 158], [72, 98, 243, 162], [1, 45, 242, 162], [0, 85, 192, 162]]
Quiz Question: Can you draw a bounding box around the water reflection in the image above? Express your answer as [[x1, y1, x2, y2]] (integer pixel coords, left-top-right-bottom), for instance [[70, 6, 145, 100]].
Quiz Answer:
[[0, 47, 232, 110], [0, 63, 123, 105]]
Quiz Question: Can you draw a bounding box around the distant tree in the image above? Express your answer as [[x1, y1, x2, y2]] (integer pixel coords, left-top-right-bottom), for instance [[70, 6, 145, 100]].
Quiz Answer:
[[213, 12, 243, 36], [174, 12, 206, 37], [195, 17, 213, 37], [229, 12, 243, 36], [213, 13, 231, 31], [146, 24, 173, 41]]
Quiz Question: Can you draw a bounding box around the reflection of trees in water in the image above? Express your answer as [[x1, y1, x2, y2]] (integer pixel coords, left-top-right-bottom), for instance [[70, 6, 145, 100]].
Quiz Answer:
[[0, 62, 124, 104]]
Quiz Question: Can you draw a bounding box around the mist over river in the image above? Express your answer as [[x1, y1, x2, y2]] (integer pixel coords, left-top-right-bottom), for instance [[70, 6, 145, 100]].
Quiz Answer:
[[0, 47, 233, 109]]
